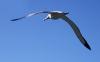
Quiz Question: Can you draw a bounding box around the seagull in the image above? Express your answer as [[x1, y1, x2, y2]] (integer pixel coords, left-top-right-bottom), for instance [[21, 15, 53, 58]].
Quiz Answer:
[[11, 11, 91, 50]]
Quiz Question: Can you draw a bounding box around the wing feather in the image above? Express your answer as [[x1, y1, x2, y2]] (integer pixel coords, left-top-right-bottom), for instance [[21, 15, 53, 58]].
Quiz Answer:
[[61, 15, 91, 50], [10, 11, 50, 21]]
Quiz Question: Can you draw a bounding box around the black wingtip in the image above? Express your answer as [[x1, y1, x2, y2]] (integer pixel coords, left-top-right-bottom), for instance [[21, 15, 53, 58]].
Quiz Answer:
[[10, 16, 25, 21], [10, 19, 20, 21], [82, 37, 91, 50], [84, 41, 91, 51]]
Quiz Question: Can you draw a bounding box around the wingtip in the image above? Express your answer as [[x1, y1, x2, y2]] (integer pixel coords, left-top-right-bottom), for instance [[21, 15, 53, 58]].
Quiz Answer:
[[84, 42, 91, 51], [10, 16, 25, 21], [10, 19, 18, 21]]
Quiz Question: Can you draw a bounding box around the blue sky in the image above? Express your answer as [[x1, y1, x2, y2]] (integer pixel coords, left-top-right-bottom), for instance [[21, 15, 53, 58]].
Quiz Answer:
[[0, 0, 100, 62]]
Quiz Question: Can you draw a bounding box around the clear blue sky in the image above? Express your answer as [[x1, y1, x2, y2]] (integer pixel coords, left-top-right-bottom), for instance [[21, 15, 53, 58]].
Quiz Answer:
[[0, 0, 100, 62]]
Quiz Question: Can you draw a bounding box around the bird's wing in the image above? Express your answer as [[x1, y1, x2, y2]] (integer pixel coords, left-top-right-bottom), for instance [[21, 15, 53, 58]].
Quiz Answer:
[[61, 15, 91, 50], [10, 11, 50, 21]]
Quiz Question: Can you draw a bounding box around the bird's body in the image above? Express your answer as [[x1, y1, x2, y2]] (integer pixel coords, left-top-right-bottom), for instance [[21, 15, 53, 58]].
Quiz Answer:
[[43, 11, 68, 20], [11, 11, 91, 50]]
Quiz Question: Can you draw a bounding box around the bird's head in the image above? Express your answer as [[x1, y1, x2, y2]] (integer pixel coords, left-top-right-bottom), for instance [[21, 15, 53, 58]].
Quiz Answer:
[[43, 11, 69, 21]]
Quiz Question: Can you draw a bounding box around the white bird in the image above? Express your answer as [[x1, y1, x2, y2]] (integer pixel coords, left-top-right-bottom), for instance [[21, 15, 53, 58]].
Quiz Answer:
[[11, 11, 91, 50]]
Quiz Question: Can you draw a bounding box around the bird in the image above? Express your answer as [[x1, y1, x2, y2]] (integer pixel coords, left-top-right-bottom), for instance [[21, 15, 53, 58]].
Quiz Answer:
[[11, 11, 91, 50]]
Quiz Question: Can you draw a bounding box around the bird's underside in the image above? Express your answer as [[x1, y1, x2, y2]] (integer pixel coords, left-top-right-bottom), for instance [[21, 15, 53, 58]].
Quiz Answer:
[[11, 11, 91, 50]]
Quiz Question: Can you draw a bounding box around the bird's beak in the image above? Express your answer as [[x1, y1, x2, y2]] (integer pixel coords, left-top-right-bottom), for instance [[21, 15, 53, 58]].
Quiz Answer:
[[43, 17, 49, 21]]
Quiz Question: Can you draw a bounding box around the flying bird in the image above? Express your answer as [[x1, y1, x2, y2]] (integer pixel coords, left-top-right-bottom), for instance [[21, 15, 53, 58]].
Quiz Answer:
[[11, 11, 91, 50]]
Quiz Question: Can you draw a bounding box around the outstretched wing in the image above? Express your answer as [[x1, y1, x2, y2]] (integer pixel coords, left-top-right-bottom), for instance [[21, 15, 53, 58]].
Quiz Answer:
[[61, 15, 91, 50], [10, 11, 50, 21]]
